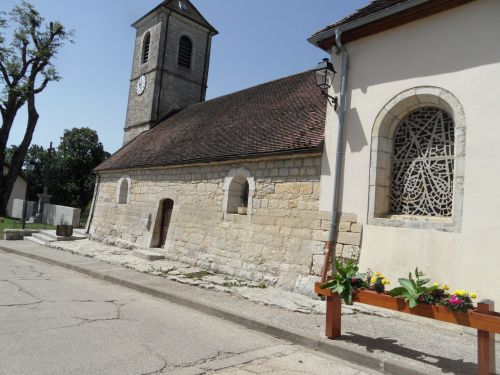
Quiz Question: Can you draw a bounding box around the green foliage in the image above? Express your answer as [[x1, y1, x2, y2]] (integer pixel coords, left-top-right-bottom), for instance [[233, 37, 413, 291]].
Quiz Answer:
[[51, 127, 108, 209], [321, 260, 366, 305], [0, 1, 73, 216], [0, 1, 73, 101], [389, 267, 438, 308]]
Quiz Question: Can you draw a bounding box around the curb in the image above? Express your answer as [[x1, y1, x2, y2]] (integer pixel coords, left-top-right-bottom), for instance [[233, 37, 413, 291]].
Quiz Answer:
[[0, 245, 429, 375]]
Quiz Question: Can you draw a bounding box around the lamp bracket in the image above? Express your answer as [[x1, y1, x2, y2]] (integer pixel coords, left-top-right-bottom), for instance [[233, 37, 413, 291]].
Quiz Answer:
[[322, 92, 339, 111]]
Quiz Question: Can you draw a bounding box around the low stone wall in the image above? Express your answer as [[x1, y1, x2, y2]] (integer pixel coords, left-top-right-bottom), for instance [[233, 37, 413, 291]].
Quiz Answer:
[[4, 229, 36, 240]]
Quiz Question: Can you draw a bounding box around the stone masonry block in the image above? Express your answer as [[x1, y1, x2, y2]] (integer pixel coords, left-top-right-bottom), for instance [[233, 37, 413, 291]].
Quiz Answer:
[[336, 232, 362, 246], [351, 223, 363, 233], [338, 212, 357, 223]]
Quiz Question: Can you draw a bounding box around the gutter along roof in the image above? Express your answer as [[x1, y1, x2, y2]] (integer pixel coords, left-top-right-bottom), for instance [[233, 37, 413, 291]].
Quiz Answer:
[[309, 0, 475, 50]]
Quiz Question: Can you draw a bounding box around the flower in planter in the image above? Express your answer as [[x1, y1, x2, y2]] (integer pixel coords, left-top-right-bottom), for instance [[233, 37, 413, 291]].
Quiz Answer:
[[444, 290, 474, 312], [369, 273, 389, 293]]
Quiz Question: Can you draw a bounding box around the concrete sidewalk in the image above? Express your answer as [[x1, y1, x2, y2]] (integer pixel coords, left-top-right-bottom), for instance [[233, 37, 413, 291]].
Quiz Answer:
[[0, 240, 498, 375]]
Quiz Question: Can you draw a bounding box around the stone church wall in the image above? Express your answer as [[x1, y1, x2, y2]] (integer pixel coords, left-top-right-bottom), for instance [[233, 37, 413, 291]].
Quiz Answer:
[[90, 155, 362, 295]]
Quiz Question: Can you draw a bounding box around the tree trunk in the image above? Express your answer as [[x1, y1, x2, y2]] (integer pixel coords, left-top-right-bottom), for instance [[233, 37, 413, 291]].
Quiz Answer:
[[0, 106, 20, 217], [0, 95, 39, 217]]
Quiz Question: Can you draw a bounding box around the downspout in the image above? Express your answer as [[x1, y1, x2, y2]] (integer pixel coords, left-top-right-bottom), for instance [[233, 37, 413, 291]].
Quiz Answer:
[[320, 29, 350, 283], [85, 172, 100, 235]]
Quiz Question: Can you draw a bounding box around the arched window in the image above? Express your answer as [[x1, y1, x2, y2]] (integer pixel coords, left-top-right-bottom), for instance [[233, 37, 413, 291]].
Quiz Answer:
[[178, 36, 192, 68], [367, 86, 466, 232], [117, 178, 130, 204], [142, 32, 151, 64], [223, 167, 255, 220], [390, 107, 455, 217], [227, 176, 249, 214]]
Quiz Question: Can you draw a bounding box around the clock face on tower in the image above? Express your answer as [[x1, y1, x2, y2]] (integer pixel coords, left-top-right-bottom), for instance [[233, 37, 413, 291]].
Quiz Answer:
[[136, 75, 146, 96]]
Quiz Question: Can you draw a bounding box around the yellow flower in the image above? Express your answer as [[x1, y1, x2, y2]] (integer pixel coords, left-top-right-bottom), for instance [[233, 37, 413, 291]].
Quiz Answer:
[[375, 272, 381, 277], [460, 290, 467, 297], [433, 282, 439, 288], [370, 277, 377, 284], [442, 284, 450, 291], [382, 279, 390, 285], [470, 293, 477, 299], [453, 290, 461, 296]]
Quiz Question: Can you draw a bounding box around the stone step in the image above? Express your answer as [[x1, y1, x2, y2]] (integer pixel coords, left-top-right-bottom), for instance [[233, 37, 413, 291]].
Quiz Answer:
[[38, 230, 87, 242], [133, 249, 165, 261], [32, 232, 57, 243], [25, 236, 48, 246]]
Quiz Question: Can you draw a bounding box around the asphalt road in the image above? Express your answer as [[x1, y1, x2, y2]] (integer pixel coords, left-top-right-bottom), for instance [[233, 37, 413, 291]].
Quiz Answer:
[[0, 251, 379, 374]]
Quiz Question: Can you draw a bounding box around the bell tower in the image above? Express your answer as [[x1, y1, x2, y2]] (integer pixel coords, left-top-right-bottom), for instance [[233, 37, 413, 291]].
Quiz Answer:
[[123, 0, 218, 145]]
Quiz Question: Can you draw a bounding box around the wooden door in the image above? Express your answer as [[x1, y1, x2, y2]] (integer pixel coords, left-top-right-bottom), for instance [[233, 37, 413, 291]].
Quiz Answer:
[[159, 199, 174, 248]]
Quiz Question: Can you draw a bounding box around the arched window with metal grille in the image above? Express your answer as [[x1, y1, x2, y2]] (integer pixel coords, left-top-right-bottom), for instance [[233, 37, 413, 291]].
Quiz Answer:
[[142, 32, 151, 64], [390, 107, 455, 217], [178, 36, 192, 68]]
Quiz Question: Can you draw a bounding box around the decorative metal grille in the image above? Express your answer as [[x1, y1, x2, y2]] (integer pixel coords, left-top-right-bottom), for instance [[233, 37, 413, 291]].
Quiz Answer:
[[390, 107, 455, 217]]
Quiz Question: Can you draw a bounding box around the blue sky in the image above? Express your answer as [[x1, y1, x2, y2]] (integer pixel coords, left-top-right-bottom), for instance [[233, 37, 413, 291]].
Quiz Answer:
[[2, 0, 369, 153]]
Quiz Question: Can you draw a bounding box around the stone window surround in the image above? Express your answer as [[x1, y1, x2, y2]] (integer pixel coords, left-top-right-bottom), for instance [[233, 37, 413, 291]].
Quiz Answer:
[[116, 177, 131, 205], [368, 86, 466, 232], [223, 167, 255, 222]]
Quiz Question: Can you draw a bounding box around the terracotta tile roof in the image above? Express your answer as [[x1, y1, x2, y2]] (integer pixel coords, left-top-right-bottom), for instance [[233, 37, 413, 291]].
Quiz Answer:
[[313, 0, 409, 35], [96, 71, 326, 172]]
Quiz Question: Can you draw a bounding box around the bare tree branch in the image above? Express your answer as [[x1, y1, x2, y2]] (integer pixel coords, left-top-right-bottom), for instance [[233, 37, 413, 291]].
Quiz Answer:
[[33, 77, 49, 94], [0, 62, 12, 87]]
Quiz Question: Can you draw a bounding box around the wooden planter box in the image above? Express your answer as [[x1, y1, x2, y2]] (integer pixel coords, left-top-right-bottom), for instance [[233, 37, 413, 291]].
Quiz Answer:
[[315, 282, 500, 374], [56, 224, 73, 237]]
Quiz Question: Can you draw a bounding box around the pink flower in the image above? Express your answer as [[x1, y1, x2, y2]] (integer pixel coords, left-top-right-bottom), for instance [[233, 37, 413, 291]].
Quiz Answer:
[[450, 295, 463, 305]]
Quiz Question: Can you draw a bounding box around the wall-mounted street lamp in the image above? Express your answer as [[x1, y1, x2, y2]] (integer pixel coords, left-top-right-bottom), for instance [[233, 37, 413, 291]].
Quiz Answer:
[[314, 58, 338, 110]]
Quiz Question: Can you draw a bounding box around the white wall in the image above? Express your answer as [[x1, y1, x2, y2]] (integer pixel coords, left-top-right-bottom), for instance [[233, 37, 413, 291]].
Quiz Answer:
[[3, 167, 27, 218], [319, 0, 500, 302]]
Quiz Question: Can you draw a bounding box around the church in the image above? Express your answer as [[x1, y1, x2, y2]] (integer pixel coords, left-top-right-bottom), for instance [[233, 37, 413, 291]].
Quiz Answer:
[[88, 0, 500, 301], [87, 0, 350, 294]]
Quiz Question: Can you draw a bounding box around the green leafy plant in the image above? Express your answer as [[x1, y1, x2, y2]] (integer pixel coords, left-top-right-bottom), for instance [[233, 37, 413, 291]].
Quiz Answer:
[[389, 267, 438, 308], [321, 260, 366, 305]]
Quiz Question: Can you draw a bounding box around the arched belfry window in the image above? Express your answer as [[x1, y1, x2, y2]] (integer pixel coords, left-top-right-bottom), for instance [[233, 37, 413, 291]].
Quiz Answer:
[[142, 32, 151, 64], [390, 107, 455, 217], [178, 36, 192, 68]]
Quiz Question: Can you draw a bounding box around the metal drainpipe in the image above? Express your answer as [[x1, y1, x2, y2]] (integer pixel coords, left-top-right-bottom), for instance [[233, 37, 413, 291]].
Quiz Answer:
[[85, 173, 100, 235], [320, 28, 350, 283]]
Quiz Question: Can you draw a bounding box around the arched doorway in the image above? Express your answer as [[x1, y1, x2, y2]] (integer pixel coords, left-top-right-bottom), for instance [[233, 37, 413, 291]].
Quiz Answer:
[[158, 199, 174, 248]]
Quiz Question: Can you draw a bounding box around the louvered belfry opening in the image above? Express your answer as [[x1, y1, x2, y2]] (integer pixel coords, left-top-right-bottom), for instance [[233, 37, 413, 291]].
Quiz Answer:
[[142, 32, 151, 63], [178, 36, 192, 68]]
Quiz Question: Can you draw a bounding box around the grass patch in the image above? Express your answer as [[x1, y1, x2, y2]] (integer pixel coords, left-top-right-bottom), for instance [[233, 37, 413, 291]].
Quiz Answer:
[[0, 217, 55, 238]]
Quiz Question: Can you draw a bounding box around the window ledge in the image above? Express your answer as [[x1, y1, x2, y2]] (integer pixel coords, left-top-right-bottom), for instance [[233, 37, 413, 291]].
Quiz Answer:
[[368, 215, 458, 232]]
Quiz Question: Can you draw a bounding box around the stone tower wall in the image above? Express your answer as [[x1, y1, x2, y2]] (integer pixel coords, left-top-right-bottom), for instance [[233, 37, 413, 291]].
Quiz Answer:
[[124, 10, 213, 145]]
